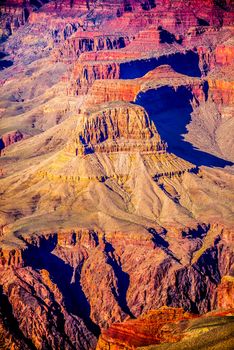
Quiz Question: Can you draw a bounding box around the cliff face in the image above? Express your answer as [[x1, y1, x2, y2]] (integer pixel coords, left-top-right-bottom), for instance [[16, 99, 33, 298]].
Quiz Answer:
[[0, 265, 97, 350], [69, 61, 121, 95], [54, 32, 132, 63], [0, 225, 233, 348], [217, 276, 234, 309], [0, 0, 234, 349], [0, 0, 50, 42], [79, 104, 158, 144]]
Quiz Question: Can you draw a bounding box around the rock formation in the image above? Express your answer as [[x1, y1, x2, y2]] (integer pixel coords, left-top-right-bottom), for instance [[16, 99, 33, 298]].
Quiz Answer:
[[74, 103, 166, 155], [217, 276, 234, 309], [0, 0, 233, 349], [96, 307, 234, 349], [96, 307, 196, 349]]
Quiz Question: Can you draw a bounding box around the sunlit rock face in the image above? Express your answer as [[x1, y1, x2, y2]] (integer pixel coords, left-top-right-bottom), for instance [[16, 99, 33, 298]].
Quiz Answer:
[[96, 307, 234, 350], [0, 0, 234, 349]]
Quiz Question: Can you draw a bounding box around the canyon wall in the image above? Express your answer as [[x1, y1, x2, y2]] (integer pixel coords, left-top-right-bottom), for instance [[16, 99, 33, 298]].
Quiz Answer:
[[0, 0, 233, 349]]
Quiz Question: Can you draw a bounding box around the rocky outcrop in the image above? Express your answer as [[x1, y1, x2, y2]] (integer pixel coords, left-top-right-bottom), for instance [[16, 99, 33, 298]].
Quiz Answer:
[[0, 266, 97, 350], [0, 224, 233, 341], [96, 307, 194, 349], [54, 31, 132, 63], [1, 223, 232, 348], [217, 276, 234, 309], [208, 78, 234, 107], [96, 307, 195, 349], [71, 103, 167, 156], [0, 130, 28, 154], [96, 307, 234, 350], [0, 0, 234, 349], [80, 104, 159, 144], [215, 39, 234, 66], [0, 0, 49, 42], [197, 34, 234, 75], [84, 65, 205, 107], [0, 246, 24, 268], [69, 61, 120, 95]]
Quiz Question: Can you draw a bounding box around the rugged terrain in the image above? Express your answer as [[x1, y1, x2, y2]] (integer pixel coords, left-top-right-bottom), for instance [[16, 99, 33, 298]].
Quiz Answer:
[[0, 0, 234, 349], [96, 307, 234, 349]]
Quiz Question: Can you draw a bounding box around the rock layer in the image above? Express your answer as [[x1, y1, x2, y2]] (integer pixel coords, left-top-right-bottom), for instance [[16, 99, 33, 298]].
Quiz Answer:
[[0, 0, 233, 349], [96, 307, 234, 350]]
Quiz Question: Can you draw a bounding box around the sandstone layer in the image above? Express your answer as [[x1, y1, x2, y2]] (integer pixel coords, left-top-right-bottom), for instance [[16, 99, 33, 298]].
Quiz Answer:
[[0, 0, 233, 349], [97, 307, 234, 350]]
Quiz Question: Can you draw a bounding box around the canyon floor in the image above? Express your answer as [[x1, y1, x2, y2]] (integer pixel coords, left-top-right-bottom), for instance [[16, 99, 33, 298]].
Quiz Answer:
[[0, 0, 234, 349]]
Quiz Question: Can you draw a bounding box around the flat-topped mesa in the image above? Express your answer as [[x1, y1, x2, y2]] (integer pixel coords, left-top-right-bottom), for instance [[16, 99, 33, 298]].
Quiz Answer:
[[84, 65, 205, 107], [67, 28, 163, 95], [71, 103, 167, 156], [53, 31, 132, 63]]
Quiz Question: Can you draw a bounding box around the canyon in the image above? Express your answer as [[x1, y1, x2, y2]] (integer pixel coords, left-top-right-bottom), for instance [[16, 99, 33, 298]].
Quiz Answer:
[[0, 0, 233, 349]]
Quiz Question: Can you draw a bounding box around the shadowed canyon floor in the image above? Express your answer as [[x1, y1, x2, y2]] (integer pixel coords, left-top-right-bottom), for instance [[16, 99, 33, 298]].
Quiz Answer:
[[0, 0, 234, 349], [135, 86, 233, 167]]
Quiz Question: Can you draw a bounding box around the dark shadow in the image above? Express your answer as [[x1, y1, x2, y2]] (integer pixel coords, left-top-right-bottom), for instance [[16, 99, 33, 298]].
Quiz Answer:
[[30, 0, 44, 8], [203, 80, 209, 101], [148, 228, 181, 264], [181, 224, 210, 239], [0, 138, 5, 153], [135, 86, 233, 167], [23, 8, 30, 21], [193, 246, 221, 285], [23, 236, 100, 337], [120, 50, 201, 79], [0, 59, 13, 70], [141, 0, 156, 10], [0, 52, 7, 59], [124, 0, 133, 12], [214, 0, 230, 10], [148, 228, 169, 248], [158, 26, 183, 44], [197, 18, 210, 26], [104, 241, 135, 318]]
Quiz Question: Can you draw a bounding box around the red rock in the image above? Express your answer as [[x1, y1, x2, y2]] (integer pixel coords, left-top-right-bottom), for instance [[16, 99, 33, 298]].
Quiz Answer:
[[215, 42, 234, 66], [53, 31, 132, 63], [84, 65, 206, 106], [0, 130, 28, 153], [96, 306, 234, 349], [217, 276, 234, 309], [96, 307, 196, 349], [69, 61, 121, 95], [208, 78, 234, 106], [0, 1, 234, 349]]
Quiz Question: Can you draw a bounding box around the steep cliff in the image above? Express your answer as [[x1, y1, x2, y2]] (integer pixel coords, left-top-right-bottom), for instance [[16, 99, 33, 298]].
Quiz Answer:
[[0, 0, 233, 348]]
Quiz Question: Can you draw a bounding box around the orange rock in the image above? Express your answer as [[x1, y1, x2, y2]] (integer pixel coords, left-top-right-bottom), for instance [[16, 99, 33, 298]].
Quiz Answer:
[[215, 44, 234, 66], [217, 276, 234, 309], [96, 307, 196, 350], [85, 65, 205, 106], [208, 78, 234, 106]]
